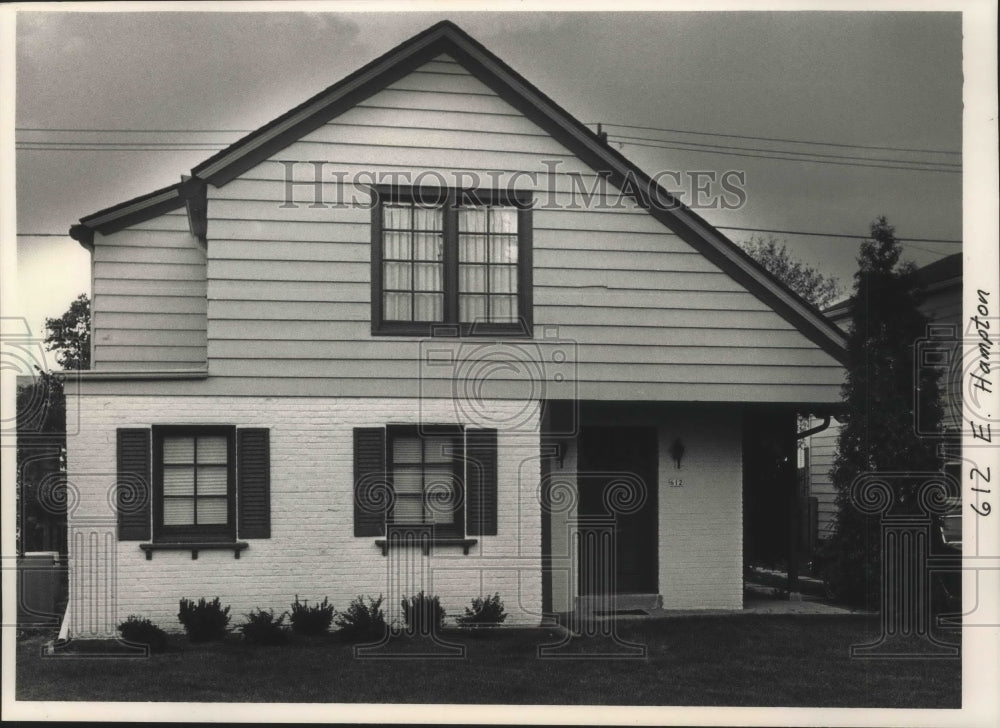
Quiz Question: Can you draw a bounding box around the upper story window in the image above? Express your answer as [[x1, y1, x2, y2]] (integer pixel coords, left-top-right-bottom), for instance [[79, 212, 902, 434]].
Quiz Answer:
[[371, 187, 533, 337]]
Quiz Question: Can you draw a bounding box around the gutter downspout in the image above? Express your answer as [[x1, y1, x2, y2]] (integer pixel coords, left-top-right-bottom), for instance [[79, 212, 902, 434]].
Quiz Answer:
[[785, 415, 832, 598], [797, 415, 832, 441]]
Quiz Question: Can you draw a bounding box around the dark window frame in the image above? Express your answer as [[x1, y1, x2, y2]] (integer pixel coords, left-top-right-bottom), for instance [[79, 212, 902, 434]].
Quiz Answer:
[[152, 425, 237, 543], [370, 185, 533, 337], [386, 424, 465, 538]]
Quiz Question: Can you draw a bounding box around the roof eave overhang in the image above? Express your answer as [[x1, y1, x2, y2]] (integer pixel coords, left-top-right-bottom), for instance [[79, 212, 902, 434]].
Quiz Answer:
[[69, 177, 207, 249]]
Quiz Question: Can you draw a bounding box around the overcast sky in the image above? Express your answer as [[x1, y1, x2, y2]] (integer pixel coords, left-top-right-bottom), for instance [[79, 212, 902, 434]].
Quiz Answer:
[[9, 7, 971, 347]]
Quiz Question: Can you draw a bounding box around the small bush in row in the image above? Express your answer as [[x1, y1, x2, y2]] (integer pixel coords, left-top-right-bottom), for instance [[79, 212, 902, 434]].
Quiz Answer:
[[178, 597, 231, 642], [401, 591, 445, 636], [335, 594, 387, 642], [290, 595, 336, 636], [457, 592, 508, 632], [239, 608, 289, 645], [118, 615, 169, 653]]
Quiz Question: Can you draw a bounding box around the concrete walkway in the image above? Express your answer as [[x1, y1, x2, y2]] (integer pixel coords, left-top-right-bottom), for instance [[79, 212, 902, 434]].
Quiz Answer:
[[741, 582, 869, 615]]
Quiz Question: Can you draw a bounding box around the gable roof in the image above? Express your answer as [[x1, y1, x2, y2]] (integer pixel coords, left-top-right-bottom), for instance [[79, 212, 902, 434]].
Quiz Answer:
[[70, 19, 848, 364]]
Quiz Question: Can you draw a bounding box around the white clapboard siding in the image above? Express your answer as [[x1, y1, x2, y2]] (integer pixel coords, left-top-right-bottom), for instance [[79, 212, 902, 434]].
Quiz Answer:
[[90, 54, 842, 398], [91, 221, 207, 370], [194, 54, 844, 401], [808, 418, 842, 538]]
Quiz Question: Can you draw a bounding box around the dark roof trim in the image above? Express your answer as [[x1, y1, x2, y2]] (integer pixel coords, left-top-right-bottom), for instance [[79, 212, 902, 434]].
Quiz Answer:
[[70, 177, 207, 248], [823, 252, 963, 323], [914, 252, 962, 289]]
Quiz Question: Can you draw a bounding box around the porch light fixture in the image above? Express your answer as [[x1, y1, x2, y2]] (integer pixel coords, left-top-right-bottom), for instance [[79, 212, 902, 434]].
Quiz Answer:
[[669, 438, 685, 469]]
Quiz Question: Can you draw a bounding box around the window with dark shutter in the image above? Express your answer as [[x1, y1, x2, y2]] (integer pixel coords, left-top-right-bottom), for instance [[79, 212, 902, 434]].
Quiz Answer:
[[465, 428, 498, 536], [354, 427, 387, 537], [117, 428, 152, 541], [237, 428, 271, 538], [353, 425, 498, 543]]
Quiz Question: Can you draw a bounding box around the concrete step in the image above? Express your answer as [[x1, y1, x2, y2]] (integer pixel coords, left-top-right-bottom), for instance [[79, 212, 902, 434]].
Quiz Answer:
[[575, 593, 663, 613]]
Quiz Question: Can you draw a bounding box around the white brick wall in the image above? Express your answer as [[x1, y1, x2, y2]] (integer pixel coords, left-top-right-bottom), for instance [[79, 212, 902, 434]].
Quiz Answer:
[[65, 394, 542, 635]]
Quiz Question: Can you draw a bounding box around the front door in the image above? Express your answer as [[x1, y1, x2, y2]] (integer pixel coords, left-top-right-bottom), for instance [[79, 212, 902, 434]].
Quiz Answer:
[[577, 426, 658, 595]]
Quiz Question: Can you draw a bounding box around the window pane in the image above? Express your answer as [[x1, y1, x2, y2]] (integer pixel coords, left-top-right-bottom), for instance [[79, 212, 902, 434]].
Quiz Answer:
[[427, 499, 456, 525], [458, 207, 487, 234], [383, 292, 412, 321], [423, 466, 456, 525], [162, 437, 194, 464], [392, 494, 424, 523], [413, 263, 442, 292], [459, 235, 487, 263], [491, 207, 518, 234], [393, 470, 423, 494], [413, 293, 443, 321], [383, 231, 411, 260], [383, 204, 410, 230], [423, 437, 454, 463], [459, 264, 487, 293], [383, 262, 411, 290], [163, 499, 194, 526], [490, 265, 517, 294], [490, 295, 518, 322], [423, 467, 456, 490], [489, 236, 518, 264], [413, 233, 443, 261], [460, 294, 487, 323], [197, 466, 228, 496], [393, 437, 422, 464], [197, 498, 228, 525], [413, 205, 443, 231], [197, 436, 228, 465], [163, 466, 195, 496]]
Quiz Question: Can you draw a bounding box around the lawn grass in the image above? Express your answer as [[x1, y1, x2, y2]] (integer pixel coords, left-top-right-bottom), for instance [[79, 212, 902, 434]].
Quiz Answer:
[[16, 614, 959, 707]]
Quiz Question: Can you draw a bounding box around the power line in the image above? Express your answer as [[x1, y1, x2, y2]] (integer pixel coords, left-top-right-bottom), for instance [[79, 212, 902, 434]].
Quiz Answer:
[[16, 127, 252, 133], [593, 121, 961, 156], [906, 243, 951, 258], [717, 225, 961, 244], [611, 138, 961, 174], [17, 140, 225, 146], [19, 124, 962, 157], [19, 226, 960, 246], [17, 146, 227, 152], [607, 132, 960, 168]]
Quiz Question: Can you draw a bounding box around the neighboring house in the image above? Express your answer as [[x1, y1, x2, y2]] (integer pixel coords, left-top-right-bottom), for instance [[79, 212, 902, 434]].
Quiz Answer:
[[65, 21, 847, 635], [805, 253, 962, 541]]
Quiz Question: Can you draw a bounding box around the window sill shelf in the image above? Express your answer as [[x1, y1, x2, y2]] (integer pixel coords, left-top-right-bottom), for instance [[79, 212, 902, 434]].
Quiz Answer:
[[374, 538, 478, 556], [139, 542, 248, 560]]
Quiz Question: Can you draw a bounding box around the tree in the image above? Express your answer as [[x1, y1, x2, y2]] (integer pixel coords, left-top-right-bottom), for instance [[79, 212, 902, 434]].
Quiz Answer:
[[43, 293, 91, 370], [16, 371, 67, 555], [821, 216, 943, 606], [742, 235, 843, 310], [15, 292, 89, 554]]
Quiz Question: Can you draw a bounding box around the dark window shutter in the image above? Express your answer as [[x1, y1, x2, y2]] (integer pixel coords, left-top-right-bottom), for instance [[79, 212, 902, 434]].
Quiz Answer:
[[116, 428, 151, 541], [466, 428, 498, 536], [354, 427, 387, 537], [237, 428, 271, 538]]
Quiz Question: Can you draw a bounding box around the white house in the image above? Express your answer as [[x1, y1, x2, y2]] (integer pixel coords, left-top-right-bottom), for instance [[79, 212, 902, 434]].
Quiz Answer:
[[65, 21, 847, 635]]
